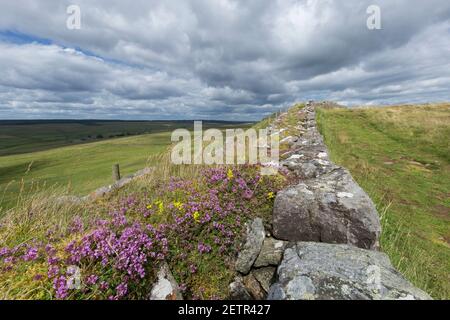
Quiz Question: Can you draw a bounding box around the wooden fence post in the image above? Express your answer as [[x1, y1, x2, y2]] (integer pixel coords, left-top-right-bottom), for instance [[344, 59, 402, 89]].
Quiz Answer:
[[113, 164, 121, 182]]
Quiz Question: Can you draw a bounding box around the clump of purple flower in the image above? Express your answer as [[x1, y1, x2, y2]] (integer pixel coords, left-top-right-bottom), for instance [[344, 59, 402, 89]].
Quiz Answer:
[[23, 247, 39, 261], [0, 164, 286, 300]]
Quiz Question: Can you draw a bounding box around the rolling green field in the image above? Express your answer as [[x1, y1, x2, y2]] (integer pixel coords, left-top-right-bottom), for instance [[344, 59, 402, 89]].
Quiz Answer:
[[0, 120, 248, 157], [317, 103, 450, 299], [0, 120, 251, 212], [1, 105, 449, 299]]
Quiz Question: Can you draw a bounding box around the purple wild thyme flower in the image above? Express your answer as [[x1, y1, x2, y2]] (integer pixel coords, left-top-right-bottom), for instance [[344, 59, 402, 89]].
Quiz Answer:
[[115, 282, 128, 298], [53, 275, 68, 299], [68, 216, 84, 234], [23, 247, 39, 261], [99, 281, 109, 291], [0, 247, 9, 257], [48, 265, 60, 278], [189, 264, 197, 274], [197, 242, 212, 254], [85, 274, 99, 285]]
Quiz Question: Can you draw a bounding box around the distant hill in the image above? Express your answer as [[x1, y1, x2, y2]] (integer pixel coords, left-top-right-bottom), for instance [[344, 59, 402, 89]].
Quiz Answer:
[[0, 121, 252, 210], [0, 120, 253, 157]]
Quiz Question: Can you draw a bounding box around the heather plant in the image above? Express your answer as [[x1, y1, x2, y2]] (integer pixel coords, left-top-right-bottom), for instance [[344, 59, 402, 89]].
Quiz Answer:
[[0, 164, 287, 299]]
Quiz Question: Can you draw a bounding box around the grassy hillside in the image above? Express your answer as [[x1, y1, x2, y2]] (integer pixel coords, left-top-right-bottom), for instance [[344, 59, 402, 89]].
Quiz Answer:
[[0, 118, 276, 299], [0, 120, 251, 157], [0, 120, 189, 156], [316, 103, 450, 299], [0, 121, 251, 212], [0, 132, 170, 212], [1, 103, 448, 300], [0, 152, 286, 300]]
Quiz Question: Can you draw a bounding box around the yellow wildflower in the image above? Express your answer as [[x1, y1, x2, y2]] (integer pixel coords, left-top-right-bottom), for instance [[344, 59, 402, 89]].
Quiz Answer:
[[193, 211, 200, 222], [173, 201, 184, 211], [155, 200, 164, 214], [227, 168, 234, 180], [267, 192, 275, 200], [146, 204, 153, 210]]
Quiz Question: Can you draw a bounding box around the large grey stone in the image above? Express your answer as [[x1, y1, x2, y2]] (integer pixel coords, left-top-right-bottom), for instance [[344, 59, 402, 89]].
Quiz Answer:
[[273, 168, 381, 250], [243, 273, 266, 300], [267, 242, 432, 300], [229, 276, 252, 300], [84, 167, 154, 201], [89, 186, 113, 200], [114, 176, 134, 189], [281, 147, 339, 179], [254, 238, 288, 267], [253, 267, 277, 293], [235, 218, 265, 274], [149, 262, 183, 300], [295, 127, 324, 146]]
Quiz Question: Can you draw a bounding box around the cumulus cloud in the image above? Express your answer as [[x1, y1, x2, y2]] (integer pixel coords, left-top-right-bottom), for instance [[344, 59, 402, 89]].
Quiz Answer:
[[0, 0, 449, 119]]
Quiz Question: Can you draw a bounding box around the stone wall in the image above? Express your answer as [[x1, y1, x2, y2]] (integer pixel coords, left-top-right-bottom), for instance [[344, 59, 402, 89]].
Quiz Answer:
[[56, 167, 153, 205], [230, 102, 432, 300]]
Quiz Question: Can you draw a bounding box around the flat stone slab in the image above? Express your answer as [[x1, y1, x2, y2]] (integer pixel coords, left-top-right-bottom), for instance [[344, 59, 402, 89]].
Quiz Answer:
[[267, 242, 432, 300], [282, 156, 338, 180], [243, 273, 266, 300], [280, 144, 338, 179], [254, 238, 288, 267], [149, 262, 183, 300], [253, 267, 277, 293], [273, 168, 381, 250], [235, 218, 266, 274], [229, 276, 252, 300]]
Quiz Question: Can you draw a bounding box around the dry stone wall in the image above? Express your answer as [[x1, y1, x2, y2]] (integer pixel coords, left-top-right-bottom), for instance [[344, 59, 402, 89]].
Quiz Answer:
[[56, 102, 431, 300], [56, 167, 153, 205], [231, 102, 432, 300]]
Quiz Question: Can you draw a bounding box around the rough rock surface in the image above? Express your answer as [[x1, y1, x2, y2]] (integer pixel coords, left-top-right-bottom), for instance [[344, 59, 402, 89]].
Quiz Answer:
[[235, 218, 266, 274], [281, 147, 338, 179], [229, 276, 252, 300], [56, 167, 154, 204], [267, 242, 432, 300], [231, 101, 431, 300], [273, 168, 381, 250], [87, 167, 153, 201], [253, 267, 277, 293], [254, 238, 288, 267], [243, 273, 266, 300], [149, 262, 183, 300]]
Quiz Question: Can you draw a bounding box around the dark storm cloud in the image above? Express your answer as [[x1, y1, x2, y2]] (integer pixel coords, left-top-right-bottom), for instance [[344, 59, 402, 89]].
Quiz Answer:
[[0, 0, 449, 119]]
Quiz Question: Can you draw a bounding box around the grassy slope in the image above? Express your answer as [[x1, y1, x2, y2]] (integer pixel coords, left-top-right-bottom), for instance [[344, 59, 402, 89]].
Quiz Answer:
[[0, 132, 170, 212], [0, 122, 252, 212], [316, 103, 450, 299], [0, 119, 283, 299], [0, 120, 250, 157], [0, 120, 185, 156]]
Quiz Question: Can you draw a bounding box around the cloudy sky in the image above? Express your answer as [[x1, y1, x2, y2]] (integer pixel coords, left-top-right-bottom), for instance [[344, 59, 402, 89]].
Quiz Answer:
[[0, 0, 449, 120]]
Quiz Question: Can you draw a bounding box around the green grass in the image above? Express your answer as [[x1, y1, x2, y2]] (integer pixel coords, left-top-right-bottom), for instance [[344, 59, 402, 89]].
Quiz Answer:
[[2, 103, 448, 299], [0, 120, 252, 157], [316, 103, 450, 299], [0, 132, 170, 211], [0, 127, 284, 299], [0, 120, 179, 156], [0, 121, 252, 212]]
